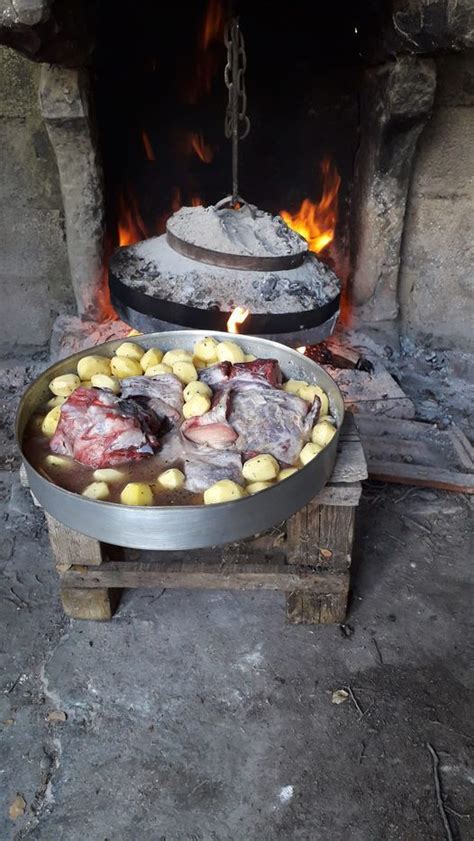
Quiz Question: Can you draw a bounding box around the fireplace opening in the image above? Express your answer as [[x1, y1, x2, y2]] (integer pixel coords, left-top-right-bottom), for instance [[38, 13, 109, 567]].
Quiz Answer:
[[92, 0, 385, 289]]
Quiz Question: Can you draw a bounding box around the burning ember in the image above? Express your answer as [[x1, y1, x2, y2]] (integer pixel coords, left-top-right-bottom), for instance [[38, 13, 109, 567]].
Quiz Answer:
[[227, 306, 250, 333], [117, 190, 147, 247], [280, 158, 341, 254]]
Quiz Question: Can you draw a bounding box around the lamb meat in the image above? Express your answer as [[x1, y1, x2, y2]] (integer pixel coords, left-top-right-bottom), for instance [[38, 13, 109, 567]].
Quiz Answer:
[[200, 358, 281, 390], [50, 387, 162, 469], [228, 386, 320, 465], [181, 390, 237, 448], [183, 446, 244, 493], [120, 373, 183, 424]]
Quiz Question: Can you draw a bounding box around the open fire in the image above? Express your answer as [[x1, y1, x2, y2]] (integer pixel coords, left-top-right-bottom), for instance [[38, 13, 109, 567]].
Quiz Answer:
[[280, 158, 341, 255]]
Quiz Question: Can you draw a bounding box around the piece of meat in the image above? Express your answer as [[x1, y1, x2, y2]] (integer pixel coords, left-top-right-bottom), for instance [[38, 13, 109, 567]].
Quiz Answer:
[[228, 386, 320, 465], [120, 374, 183, 424], [50, 387, 162, 469], [181, 390, 237, 448], [200, 359, 281, 389], [183, 446, 244, 493]]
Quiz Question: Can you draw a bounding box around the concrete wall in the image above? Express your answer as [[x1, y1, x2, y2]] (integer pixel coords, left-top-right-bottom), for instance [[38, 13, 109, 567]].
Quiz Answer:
[[399, 51, 474, 351], [0, 47, 72, 348]]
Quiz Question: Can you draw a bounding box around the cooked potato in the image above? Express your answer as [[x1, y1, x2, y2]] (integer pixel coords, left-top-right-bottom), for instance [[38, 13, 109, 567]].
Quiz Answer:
[[45, 454, 72, 469], [216, 340, 245, 364], [182, 394, 211, 418], [140, 347, 163, 371], [120, 482, 154, 506], [172, 361, 198, 385], [82, 481, 110, 500], [282, 379, 308, 394], [47, 395, 66, 409], [93, 468, 124, 482], [145, 363, 173, 376], [162, 348, 193, 366], [110, 356, 142, 379], [115, 341, 144, 362], [298, 384, 329, 415], [299, 442, 323, 465], [194, 336, 219, 362], [278, 467, 298, 481], [204, 479, 246, 504], [311, 419, 336, 447], [49, 373, 81, 397], [193, 356, 207, 370], [246, 481, 274, 494], [41, 405, 62, 437], [156, 468, 185, 490], [77, 355, 111, 381], [81, 380, 93, 388], [244, 353, 257, 362], [91, 374, 121, 394], [242, 453, 279, 482], [183, 381, 212, 402]]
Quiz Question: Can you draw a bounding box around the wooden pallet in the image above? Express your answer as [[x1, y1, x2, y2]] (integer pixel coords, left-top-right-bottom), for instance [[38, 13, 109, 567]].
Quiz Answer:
[[44, 413, 367, 625]]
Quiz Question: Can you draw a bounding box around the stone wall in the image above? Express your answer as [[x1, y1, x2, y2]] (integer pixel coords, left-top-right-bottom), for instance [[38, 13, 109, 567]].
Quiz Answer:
[[0, 47, 72, 348], [399, 51, 474, 351]]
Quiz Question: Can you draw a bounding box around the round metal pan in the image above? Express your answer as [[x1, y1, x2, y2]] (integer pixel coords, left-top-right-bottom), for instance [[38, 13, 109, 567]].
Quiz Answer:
[[16, 331, 344, 551], [166, 228, 306, 271]]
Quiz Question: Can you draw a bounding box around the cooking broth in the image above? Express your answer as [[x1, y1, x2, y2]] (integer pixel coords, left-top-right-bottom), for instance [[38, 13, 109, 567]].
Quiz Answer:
[[23, 409, 201, 506]]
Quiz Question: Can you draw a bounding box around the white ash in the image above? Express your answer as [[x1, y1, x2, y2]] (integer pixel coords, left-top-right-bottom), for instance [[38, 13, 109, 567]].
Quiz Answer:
[[167, 204, 307, 258], [112, 235, 340, 314]]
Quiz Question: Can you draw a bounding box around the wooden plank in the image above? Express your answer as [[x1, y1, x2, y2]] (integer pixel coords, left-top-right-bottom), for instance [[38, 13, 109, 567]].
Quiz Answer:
[[328, 366, 415, 419], [357, 415, 474, 493], [326, 413, 368, 485], [286, 588, 348, 624], [60, 585, 113, 620], [46, 513, 104, 566], [286, 503, 354, 569], [62, 561, 348, 594]]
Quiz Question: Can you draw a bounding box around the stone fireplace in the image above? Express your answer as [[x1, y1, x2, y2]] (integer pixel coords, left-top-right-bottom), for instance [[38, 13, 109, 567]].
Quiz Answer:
[[0, 0, 473, 351]]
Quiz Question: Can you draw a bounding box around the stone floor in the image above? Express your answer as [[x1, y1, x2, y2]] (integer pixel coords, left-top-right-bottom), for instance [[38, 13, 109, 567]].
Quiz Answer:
[[1, 469, 473, 841]]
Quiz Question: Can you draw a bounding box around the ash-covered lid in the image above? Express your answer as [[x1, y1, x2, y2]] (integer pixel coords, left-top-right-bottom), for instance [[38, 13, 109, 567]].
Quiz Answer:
[[166, 203, 307, 259]]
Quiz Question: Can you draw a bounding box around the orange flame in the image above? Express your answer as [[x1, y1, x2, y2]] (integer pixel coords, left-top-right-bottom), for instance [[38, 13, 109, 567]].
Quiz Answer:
[[186, 0, 226, 104], [141, 130, 155, 162], [191, 132, 214, 163], [202, 0, 225, 50], [280, 158, 341, 254], [117, 190, 148, 247], [227, 306, 250, 334], [296, 346, 306, 354]]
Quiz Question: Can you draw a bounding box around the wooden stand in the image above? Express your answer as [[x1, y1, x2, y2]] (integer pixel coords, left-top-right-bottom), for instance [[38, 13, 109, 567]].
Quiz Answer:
[[45, 414, 367, 624]]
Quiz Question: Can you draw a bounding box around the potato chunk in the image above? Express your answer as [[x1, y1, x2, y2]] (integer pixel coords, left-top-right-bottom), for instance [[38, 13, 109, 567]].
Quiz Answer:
[[311, 419, 336, 447], [115, 341, 144, 361], [145, 363, 173, 376], [216, 340, 245, 364], [91, 374, 121, 394], [182, 394, 211, 418], [282, 379, 308, 394], [77, 355, 111, 381], [110, 356, 142, 379], [172, 361, 198, 385], [183, 381, 212, 402], [49, 374, 81, 397], [45, 454, 72, 469], [299, 442, 323, 465], [82, 481, 110, 500], [41, 405, 62, 437], [93, 468, 124, 482], [193, 356, 207, 370], [298, 384, 329, 415], [242, 453, 279, 482], [246, 481, 274, 494], [278, 467, 298, 481], [156, 468, 185, 490], [140, 347, 163, 371], [120, 482, 154, 506], [47, 395, 66, 409], [204, 480, 246, 504], [244, 353, 257, 362], [162, 348, 193, 366], [194, 336, 219, 362]]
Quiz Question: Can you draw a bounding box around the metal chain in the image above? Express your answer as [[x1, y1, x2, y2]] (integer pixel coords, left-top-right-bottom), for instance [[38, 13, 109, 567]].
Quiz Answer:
[[223, 18, 250, 206]]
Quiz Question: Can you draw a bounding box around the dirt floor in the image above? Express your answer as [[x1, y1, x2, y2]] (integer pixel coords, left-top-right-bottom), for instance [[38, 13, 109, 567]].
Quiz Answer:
[[1, 468, 473, 841]]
